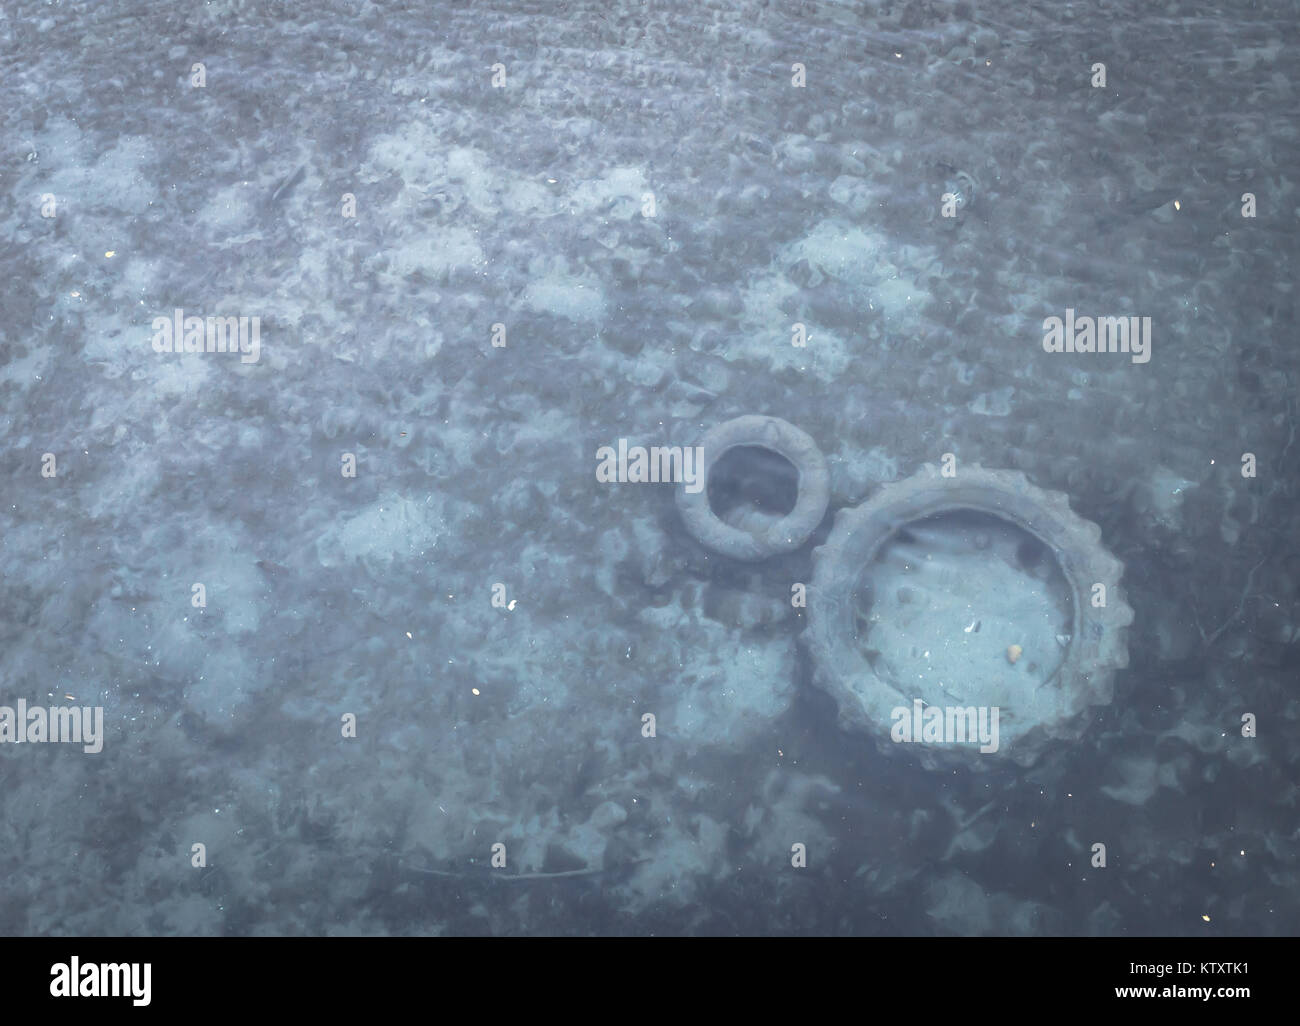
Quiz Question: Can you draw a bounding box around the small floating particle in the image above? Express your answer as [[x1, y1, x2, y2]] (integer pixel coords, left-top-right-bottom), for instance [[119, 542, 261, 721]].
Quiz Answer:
[[471, 688, 480, 696], [1007, 644, 1023, 664]]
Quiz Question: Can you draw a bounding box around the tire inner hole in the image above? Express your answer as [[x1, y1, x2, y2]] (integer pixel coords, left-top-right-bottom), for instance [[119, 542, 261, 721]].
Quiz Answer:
[[707, 445, 800, 530], [852, 509, 1074, 705]]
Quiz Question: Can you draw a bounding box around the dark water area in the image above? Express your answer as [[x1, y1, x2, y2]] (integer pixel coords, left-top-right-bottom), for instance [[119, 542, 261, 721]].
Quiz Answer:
[[1, 0, 1297, 936]]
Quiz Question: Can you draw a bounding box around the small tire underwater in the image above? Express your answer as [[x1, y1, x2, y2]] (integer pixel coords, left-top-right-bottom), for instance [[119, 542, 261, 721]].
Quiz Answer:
[[676, 415, 830, 562]]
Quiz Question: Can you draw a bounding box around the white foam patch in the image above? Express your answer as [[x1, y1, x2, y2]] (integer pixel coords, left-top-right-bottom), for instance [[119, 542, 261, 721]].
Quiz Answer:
[[361, 121, 447, 187], [828, 173, 887, 215], [640, 604, 797, 749], [1100, 756, 1170, 806], [1142, 465, 1199, 529], [192, 553, 264, 635], [521, 274, 606, 322], [736, 270, 852, 380], [568, 166, 648, 219], [379, 227, 485, 279], [969, 386, 1015, 416], [183, 647, 262, 729], [784, 219, 935, 317], [316, 493, 443, 568], [195, 182, 261, 236], [363, 126, 562, 221], [40, 132, 156, 215]]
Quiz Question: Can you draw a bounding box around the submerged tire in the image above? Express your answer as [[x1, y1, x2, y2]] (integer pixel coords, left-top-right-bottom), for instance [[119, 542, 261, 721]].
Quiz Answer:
[[676, 415, 830, 562], [806, 463, 1134, 768]]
